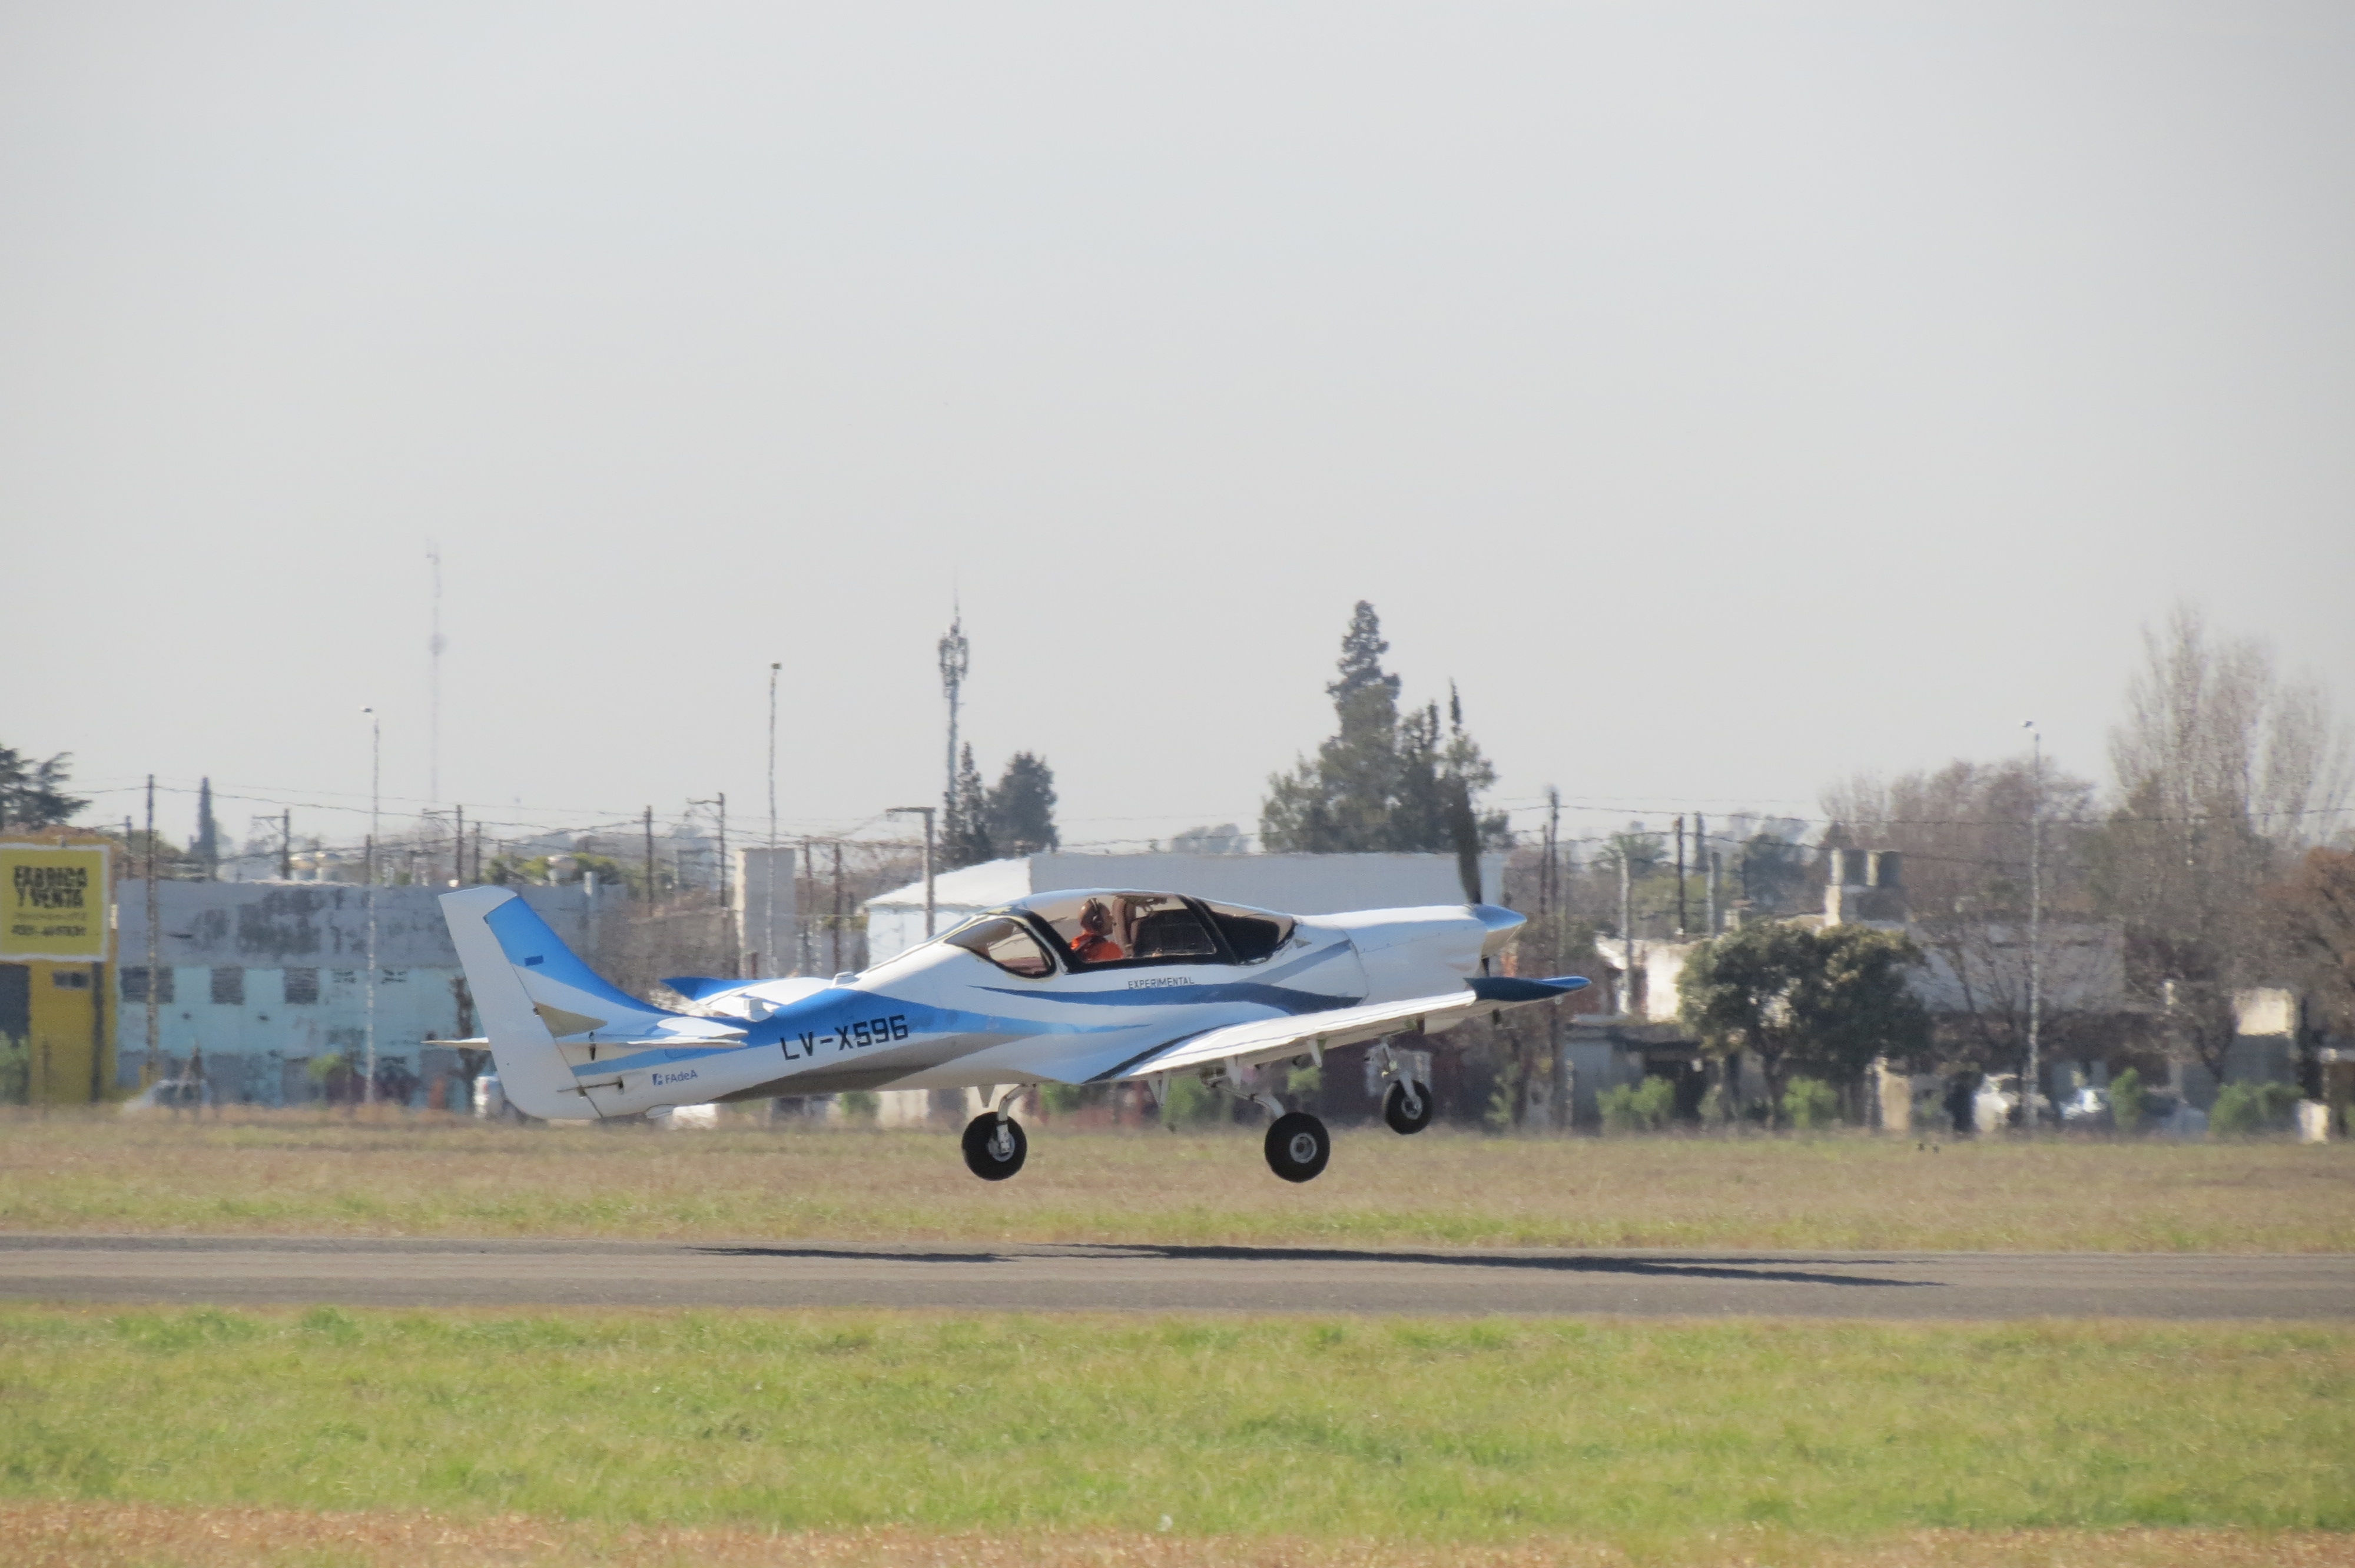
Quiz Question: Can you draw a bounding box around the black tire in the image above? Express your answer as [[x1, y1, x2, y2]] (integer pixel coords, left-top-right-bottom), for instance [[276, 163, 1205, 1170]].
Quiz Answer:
[[1383, 1079, 1433, 1135], [1263, 1111, 1331, 1183], [961, 1113, 1027, 1181]]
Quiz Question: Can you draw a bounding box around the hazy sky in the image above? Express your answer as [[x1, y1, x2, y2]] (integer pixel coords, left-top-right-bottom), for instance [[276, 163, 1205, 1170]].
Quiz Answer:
[[5, 2, 2351, 858]]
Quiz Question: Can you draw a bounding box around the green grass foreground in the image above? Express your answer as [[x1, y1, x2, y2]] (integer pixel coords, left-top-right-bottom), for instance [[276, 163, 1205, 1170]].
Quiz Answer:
[[3, 1307, 2349, 1543], [5, 1113, 2353, 1252]]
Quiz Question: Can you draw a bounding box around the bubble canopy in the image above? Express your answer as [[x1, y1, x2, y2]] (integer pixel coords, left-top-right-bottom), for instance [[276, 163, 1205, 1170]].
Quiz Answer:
[[945, 889, 1297, 972]]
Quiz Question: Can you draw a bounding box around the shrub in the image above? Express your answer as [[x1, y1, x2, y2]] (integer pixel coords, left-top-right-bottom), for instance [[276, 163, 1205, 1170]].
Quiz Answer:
[[2257, 1082, 2303, 1124], [837, 1091, 878, 1123], [0, 1034, 26, 1105], [1782, 1075, 1840, 1131], [1600, 1075, 1676, 1133], [1037, 1081, 1085, 1116], [2213, 1081, 2301, 1135], [2108, 1067, 2145, 1132], [2208, 1084, 2261, 1136]]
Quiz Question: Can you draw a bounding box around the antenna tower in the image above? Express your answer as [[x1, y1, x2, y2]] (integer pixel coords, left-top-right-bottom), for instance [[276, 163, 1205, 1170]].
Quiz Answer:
[[427, 543, 445, 802], [938, 607, 970, 814]]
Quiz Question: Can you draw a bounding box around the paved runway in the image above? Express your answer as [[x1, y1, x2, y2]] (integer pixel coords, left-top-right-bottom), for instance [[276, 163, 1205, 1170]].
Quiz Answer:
[[3, 1234, 2349, 1318]]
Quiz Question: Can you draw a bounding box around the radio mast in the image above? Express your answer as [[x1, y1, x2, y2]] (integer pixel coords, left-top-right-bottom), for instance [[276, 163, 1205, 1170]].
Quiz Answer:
[[427, 543, 445, 804], [938, 607, 970, 816]]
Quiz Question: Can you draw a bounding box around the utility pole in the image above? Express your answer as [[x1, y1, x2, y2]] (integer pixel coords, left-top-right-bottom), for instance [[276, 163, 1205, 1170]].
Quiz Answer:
[[1674, 815, 1687, 937], [2024, 719, 2044, 1131], [888, 807, 937, 939], [453, 805, 464, 886], [1540, 787, 1559, 932], [766, 662, 781, 979], [830, 841, 845, 975], [427, 544, 444, 805], [938, 610, 969, 822], [1620, 849, 1636, 1019], [144, 776, 159, 1077], [1544, 786, 1564, 1133], [642, 806, 656, 906], [280, 809, 293, 880], [797, 835, 814, 974], [692, 794, 731, 964], [1699, 813, 1714, 935], [363, 707, 379, 1107]]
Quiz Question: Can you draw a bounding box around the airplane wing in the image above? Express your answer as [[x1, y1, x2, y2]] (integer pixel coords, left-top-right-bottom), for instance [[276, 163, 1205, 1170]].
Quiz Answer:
[[1098, 974, 1588, 1083]]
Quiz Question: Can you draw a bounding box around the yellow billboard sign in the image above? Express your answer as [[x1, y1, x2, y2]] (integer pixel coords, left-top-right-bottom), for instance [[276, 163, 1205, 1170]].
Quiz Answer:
[[0, 843, 111, 961]]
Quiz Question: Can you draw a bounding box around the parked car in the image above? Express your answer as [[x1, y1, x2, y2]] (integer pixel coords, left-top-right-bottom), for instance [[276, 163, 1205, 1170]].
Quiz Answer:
[[118, 1072, 208, 1113], [1972, 1073, 2052, 1132], [2058, 1085, 2111, 1127]]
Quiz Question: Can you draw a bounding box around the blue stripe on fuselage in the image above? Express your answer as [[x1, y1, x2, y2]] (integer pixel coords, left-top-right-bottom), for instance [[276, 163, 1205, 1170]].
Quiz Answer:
[[570, 987, 1136, 1081]]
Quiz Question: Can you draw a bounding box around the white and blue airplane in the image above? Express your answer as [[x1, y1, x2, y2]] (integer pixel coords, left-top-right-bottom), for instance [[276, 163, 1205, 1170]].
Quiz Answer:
[[437, 884, 1588, 1182]]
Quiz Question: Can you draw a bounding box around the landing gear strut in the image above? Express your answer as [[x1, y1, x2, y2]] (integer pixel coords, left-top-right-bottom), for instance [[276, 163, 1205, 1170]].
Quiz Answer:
[[1263, 1111, 1331, 1182], [1382, 1078, 1433, 1135], [1374, 1037, 1432, 1135], [961, 1109, 1027, 1181]]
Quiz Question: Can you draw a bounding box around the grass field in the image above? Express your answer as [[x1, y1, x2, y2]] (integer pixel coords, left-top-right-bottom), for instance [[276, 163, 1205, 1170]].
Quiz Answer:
[[11, 1507, 2355, 1568], [2, 1111, 2351, 1252], [3, 1307, 2349, 1543]]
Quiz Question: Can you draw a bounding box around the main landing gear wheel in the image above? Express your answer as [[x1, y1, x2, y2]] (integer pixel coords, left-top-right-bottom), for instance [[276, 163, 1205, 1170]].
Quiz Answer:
[[1383, 1079, 1434, 1135], [961, 1113, 1027, 1181], [1263, 1111, 1331, 1183]]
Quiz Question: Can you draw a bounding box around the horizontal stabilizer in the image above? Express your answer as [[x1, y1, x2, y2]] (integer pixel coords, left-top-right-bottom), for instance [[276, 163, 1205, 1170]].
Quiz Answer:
[[1467, 974, 1591, 1004]]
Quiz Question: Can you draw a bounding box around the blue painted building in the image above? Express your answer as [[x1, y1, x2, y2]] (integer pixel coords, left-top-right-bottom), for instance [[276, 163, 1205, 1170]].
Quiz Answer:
[[115, 880, 608, 1107]]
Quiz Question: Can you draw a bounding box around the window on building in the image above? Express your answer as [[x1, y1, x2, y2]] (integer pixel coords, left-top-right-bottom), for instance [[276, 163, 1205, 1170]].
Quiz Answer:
[[51, 969, 91, 989], [121, 966, 175, 1004], [283, 968, 320, 1005], [211, 967, 245, 1006]]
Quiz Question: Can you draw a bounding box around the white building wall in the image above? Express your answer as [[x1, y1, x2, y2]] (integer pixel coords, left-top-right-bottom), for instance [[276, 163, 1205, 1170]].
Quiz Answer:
[[733, 846, 798, 976]]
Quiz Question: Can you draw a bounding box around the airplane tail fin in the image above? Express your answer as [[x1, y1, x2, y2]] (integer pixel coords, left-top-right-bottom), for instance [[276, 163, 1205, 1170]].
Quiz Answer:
[[438, 886, 679, 1120]]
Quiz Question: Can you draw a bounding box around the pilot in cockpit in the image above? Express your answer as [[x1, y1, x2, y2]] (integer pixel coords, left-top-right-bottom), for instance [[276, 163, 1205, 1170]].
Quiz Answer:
[[1069, 898, 1126, 965]]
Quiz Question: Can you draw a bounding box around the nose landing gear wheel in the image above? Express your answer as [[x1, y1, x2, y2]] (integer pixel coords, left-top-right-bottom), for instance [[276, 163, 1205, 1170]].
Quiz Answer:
[[961, 1113, 1027, 1181], [1382, 1079, 1434, 1135], [1263, 1111, 1331, 1182]]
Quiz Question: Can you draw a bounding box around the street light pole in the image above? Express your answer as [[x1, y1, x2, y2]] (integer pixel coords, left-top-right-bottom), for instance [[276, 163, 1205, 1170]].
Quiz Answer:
[[2023, 719, 2043, 1131], [765, 662, 780, 978], [888, 807, 937, 939], [363, 706, 380, 1108]]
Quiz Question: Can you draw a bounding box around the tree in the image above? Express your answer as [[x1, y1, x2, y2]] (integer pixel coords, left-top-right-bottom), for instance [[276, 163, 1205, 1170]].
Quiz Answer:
[[2267, 847, 2355, 1035], [1260, 603, 1507, 858], [2090, 605, 2351, 1081], [1823, 754, 2105, 1074], [1678, 921, 1929, 1125], [941, 743, 994, 870], [0, 745, 88, 829], [986, 753, 1059, 857], [193, 778, 221, 879]]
